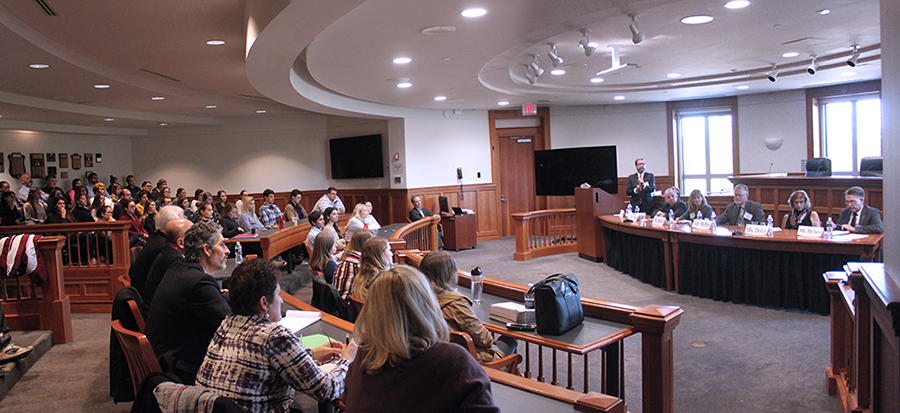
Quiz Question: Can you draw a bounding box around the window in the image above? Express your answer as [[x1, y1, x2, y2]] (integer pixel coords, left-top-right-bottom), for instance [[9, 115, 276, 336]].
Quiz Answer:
[[818, 95, 881, 174], [677, 110, 735, 195]]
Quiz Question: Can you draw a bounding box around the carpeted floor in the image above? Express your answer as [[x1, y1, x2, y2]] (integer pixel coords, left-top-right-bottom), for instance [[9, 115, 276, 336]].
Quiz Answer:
[[0, 237, 840, 412]]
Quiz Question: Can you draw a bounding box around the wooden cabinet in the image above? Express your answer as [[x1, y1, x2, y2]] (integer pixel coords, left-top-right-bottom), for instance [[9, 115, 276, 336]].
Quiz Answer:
[[441, 213, 477, 251]]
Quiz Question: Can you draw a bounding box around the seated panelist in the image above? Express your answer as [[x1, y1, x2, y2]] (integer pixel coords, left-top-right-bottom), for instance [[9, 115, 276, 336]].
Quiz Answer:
[[781, 190, 821, 230], [716, 184, 764, 226], [837, 186, 883, 234], [653, 187, 687, 219], [679, 189, 713, 221]]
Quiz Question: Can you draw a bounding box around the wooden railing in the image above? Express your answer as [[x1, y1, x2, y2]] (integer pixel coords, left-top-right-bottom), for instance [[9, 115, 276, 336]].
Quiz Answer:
[[0, 221, 131, 313], [400, 249, 682, 413], [1, 236, 74, 344], [389, 216, 439, 252], [512, 209, 578, 261]]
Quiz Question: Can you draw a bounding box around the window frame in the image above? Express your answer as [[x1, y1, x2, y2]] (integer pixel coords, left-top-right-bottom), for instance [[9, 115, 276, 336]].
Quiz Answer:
[[806, 80, 881, 165], [666, 97, 739, 195], [814, 93, 881, 175]]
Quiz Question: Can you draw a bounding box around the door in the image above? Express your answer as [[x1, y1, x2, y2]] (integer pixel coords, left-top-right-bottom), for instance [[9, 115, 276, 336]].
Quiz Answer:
[[497, 128, 538, 237]]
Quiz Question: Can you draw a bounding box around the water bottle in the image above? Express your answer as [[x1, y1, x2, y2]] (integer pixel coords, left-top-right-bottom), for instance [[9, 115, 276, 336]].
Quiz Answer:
[[471, 266, 483, 305], [766, 215, 774, 234], [634, 205, 640, 214], [710, 210, 717, 228], [524, 283, 536, 325], [825, 217, 834, 239], [235, 242, 243, 264], [626, 204, 633, 214], [668, 209, 675, 227]]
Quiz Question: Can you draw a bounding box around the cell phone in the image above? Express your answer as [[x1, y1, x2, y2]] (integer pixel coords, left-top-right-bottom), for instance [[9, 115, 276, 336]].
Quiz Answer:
[[506, 322, 536, 331]]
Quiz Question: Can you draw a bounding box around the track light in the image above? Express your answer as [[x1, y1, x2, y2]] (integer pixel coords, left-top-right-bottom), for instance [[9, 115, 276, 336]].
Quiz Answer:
[[767, 65, 778, 82], [547, 44, 564, 67], [579, 29, 596, 57], [629, 14, 645, 44], [847, 45, 860, 67], [524, 65, 537, 84], [807, 55, 818, 75], [529, 55, 544, 77]]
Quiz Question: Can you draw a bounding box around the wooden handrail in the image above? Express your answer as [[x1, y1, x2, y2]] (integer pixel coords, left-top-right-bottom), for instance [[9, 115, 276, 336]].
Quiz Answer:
[[389, 215, 439, 252], [512, 209, 578, 261]]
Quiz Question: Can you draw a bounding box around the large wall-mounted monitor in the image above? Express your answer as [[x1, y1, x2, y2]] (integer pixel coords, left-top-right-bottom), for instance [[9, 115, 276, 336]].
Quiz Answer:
[[329, 134, 385, 179], [534, 145, 618, 196]]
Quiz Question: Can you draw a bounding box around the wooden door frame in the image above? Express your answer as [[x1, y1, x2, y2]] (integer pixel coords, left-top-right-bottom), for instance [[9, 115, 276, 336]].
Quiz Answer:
[[489, 108, 551, 215]]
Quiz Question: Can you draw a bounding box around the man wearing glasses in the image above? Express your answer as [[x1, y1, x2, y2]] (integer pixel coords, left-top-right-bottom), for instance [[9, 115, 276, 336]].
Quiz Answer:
[[716, 184, 764, 226], [837, 186, 883, 234]]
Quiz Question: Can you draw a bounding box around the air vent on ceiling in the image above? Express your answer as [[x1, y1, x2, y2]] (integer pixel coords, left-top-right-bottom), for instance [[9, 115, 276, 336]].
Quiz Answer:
[[33, 0, 56, 16], [239, 94, 274, 102], [139, 68, 181, 82], [781, 37, 813, 45]]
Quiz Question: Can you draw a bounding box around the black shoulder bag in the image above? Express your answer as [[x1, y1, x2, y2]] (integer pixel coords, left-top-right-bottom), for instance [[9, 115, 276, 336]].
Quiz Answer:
[[529, 273, 584, 335]]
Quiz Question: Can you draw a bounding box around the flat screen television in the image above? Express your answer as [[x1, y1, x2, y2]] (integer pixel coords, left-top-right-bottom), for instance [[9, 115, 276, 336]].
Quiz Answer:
[[329, 134, 384, 179], [534, 146, 618, 196]]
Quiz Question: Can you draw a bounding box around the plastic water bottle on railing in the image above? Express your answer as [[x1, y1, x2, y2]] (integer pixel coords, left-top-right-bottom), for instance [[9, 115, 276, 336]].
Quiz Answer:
[[825, 217, 834, 239], [710, 210, 717, 228], [471, 266, 483, 305], [766, 215, 774, 234], [235, 242, 243, 265], [524, 283, 536, 325]]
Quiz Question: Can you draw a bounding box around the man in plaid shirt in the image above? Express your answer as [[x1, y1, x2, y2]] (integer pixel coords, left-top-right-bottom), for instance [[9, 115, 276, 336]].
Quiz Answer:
[[258, 189, 283, 229]]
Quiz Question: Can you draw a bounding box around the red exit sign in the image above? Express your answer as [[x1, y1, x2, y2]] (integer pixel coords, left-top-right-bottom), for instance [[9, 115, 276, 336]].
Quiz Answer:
[[522, 103, 537, 116]]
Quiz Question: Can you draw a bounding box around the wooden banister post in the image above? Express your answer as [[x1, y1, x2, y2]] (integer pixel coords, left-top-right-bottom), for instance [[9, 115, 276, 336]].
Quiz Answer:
[[36, 236, 74, 344], [629, 305, 682, 413], [512, 213, 529, 261]]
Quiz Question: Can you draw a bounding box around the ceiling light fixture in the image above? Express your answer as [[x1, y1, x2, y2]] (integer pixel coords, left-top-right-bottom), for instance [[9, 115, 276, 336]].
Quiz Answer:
[[547, 44, 564, 67], [629, 14, 645, 44], [782, 52, 799, 58], [667, 73, 682, 78], [461, 8, 487, 17], [158, 122, 168, 126], [524, 65, 538, 85], [206, 39, 225, 46], [847, 45, 860, 67], [596, 45, 637, 75], [724, 0, 751, 9], [767, 64, 778, 82], [529, 55, 544, 76], [681, 15, 714, 24], [590, 77, 605, 83], [736, 85, 750, 90], [28, 64, 49, 69], [816, 9, 831, 15], [807, 55, 818, 75], [393, 57, 412, 64], [104, 118, 115, 122], [206, 105, 217, 109], [151, 96, 165, 100], [614, 95, 625, 100], [256, 110, 267, 114], [498, 101, 510, 106], [94, 84, 110, 89], [397, 82, 412, 88], [434, 96, 447, 101], [550, 69, 566, 75], [841, 72, 856, 77], [579, 29, 596, 56]]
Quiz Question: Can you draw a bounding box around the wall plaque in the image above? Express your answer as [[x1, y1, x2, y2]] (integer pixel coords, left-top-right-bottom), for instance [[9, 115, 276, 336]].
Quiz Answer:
[[30, 153, 45, 178], [59, 153, 68, 168], [71, 153, 82, 170], [8, 152, 26, 177], [84, 153, 93, 167]]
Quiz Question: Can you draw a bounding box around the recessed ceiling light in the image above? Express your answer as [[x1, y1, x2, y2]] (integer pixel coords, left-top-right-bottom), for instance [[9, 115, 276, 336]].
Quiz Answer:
[[256, 110, 267, 114], [206, 39, 225, 46], [158, 122, 168, 126], [782, 52, 799, 58], [151, 96, 165, 100], [206, 105, 217, 109], [28, 63, 49, 69], [104, 118, 115, 122], [397, 82, 412, 88], [434, 96, 447, 101], [667, 73, 682, 78], [724, 1, 750, 9], [614, 95, 626, 100], [681, 15, 714, 24], [841, 72, 857, 77], [461, 8, 487, 17], [393, 57, 412, 64], [590, 77, 605, 83], [550, 69, 566, 75], [736, 85, 750, 90], [816, 9, 831, 15], [94, 84, 110, 89], [498, 101, 510, 106]]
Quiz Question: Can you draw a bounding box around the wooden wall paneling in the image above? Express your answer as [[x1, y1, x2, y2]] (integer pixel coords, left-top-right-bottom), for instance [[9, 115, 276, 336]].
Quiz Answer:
[[474, 185, 501, 241]]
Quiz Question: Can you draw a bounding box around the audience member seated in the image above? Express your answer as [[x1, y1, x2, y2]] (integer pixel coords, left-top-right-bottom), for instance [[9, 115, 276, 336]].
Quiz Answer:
[[349, 237, 392, 302], [142, 201, 158, 234], [179, 197, 196, 222], [408, 195, 436, 222], [67, 179, 85, 204], [837, 186, 883, 234], [44, 196, 69, 224], [142, 219, 193, 312], [93, 183, 114, 209], [146, 221, 231, 385], [112, 188, 133, 220], [16, 173, 34, 206], [0, 192, 23, 226], [344, 203, 371, 241], [284, 189, 308, 223], [196, 201, 216, 225], [314, 187, 345, 214], [420, 251, 517, 363], [175, 187, 187, 202], [679, 190, 713, 221], [218, 202, 243, 238], [89, 192, 107, 221], [196, 259, 354, 412], [140, 180, 153, 197], [653, 187, 687, 219], [234, 190, 250, 213], [258, 189, 283, 229], [119, 201, 149, 247], [129, 205, 185, 294], [239, 195, 265, 233], [363, 202, 381, 230], [782, 189, 821, 229], [190, 188, 204, 213], [333, 230, 374, 300], [85, 173, 100, 199], [0, 182, 8, 193], [343, 265, 498, 412], [23, 188, 46, 224], [310, 231, 338, 284], [214, 190, 228, 215], [305, 211, 325, 254], [135, 191, 151, 216], [70, 194, 94, 223], [40, 174, 60, 199], [716, 184, 764, 226], [322, 207, 346, 249], [94, 205, 116, 264], [124, 174, 140, 196], [151, 179, 167, 201]]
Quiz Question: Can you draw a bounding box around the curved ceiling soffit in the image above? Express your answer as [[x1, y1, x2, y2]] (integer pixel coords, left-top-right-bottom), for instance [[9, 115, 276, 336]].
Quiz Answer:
[[0, 5, 224, 125], [244, 0, 451, 120]]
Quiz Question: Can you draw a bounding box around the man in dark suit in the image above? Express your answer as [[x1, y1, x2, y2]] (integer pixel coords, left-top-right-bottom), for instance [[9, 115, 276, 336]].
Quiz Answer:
[[716, 184, 765, 226], [837, 186, 883, 234], [409, 195, 435, 222], [145, 221, 231, 384], [626, 158, 655, 211], [141, 218, 192, 312], [653, 187, 688, 219], [128, 205, 185, 294]]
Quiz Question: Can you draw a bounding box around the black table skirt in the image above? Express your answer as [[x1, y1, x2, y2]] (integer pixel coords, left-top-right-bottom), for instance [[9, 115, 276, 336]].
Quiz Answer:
[[678, 243, 856, 315], [605, 229, 667, 288]]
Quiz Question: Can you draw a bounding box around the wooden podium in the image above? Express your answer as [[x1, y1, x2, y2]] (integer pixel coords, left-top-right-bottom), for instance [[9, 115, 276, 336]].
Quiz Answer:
[[441, 213, 477, 251], [575, 187, 625, 262]]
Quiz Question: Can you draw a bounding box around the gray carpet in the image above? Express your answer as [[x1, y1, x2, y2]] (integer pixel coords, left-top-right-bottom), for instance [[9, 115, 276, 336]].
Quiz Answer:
[[0, 237, 840, 412]]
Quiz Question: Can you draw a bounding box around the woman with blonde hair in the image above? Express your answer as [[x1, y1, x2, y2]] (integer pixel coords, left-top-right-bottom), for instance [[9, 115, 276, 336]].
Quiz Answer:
[[343, 203, 369, 241], [238, 195, 264, 233], [782, 189, 821, 229], [343, 265, 497, 412], [333, 229, 374, 299], [679, 189, 714, 221], [310, 230, 338, 284], [349, 237, 392, 301], [23, 187, 46, 223]]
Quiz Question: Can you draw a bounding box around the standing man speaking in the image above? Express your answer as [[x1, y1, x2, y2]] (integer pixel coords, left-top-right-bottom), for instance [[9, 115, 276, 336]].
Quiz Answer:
[[626, 157, 655, 211]]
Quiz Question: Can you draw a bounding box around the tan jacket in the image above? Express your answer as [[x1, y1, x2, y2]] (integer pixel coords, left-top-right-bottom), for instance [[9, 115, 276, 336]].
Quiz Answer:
[[435, 290, 502, 362]]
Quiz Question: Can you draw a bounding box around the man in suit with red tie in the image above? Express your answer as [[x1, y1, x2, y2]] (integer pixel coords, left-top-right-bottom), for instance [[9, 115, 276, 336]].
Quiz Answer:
[[837, 186, 883, 234]]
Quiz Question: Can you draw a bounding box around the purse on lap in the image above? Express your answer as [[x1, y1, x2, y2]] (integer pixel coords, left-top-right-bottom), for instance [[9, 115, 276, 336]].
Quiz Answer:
[[529, 273, 584, 335]]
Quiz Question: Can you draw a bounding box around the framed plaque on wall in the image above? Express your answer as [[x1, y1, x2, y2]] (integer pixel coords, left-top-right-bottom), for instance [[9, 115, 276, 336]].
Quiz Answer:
[[59, 153, 68, 168], [8, 152, 26, 177], [47, 153, 56, 163], [84, 153, 93, 167], [30, 153, 45, 178], [71, 153, 81, 170]]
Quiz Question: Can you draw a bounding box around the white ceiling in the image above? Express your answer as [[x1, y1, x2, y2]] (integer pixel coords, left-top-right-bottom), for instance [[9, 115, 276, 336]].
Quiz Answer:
[[0, 0, 882, 130]]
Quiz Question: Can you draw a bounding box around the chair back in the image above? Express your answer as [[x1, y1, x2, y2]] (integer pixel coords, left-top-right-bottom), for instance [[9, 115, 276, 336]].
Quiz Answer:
[[449, 330, 479, 355], [449, 330, 522, 375], [126, 299, 146, 333], [112, 319, 162, 394], [347, 295, 365, 317], [311, 276, 355, 322]]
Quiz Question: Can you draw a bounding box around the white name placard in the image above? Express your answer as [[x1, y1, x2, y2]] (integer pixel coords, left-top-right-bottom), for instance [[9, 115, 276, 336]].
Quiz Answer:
[[651, 216, 667, 226], [744, 224, 770, 236], [691, 220, 714, 230], [625, 212, 645, 222], [797, 226, 824, 238]]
